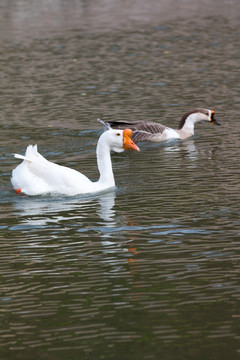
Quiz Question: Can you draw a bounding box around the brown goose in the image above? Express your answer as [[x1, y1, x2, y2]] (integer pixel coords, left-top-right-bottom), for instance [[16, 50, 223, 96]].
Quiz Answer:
[[101, 108, 220, 143]]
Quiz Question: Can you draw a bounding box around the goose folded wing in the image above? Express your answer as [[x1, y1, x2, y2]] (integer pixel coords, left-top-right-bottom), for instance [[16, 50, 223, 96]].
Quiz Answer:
[[131, 130, 164, 143], [106, 120, 166, 133]]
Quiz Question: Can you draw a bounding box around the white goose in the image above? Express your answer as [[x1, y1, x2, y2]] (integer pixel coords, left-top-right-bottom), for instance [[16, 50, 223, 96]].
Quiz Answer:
[[103, 108, 220, 143], [11, 127, 140, 196]]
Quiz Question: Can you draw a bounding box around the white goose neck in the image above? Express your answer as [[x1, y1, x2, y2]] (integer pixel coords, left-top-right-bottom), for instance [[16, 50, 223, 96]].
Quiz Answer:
[[96, 134, 115, 187], [181, 114, 199, 135]]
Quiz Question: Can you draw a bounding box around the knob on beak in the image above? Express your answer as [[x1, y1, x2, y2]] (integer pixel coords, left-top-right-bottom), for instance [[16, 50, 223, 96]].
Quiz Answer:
[[123, 129, 140, 151]]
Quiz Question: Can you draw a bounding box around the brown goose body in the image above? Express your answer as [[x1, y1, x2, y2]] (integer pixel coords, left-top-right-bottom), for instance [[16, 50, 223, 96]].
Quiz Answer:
[[103, 108, 220, 143]]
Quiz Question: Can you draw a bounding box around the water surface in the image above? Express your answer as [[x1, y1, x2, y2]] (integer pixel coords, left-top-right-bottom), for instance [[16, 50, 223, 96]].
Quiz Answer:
[[0, 1, 240, 359]]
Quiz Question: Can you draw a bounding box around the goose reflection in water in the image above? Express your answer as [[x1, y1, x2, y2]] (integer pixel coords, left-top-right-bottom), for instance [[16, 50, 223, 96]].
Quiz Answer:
[[12, 190, 116, 226], [162, 138, 197, 157]]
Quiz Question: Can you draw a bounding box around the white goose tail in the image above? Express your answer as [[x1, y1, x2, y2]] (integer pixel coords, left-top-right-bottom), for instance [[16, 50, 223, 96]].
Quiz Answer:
[[14, 144, 39, 162]]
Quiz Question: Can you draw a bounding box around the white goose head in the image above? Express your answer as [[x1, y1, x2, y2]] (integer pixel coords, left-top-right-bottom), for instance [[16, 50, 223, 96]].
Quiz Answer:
[[178, 108, 220, 130], [98, 128, 140, 153]]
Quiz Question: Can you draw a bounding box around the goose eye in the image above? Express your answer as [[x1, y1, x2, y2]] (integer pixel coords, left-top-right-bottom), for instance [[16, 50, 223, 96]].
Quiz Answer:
[[116, 133, 120, 136]]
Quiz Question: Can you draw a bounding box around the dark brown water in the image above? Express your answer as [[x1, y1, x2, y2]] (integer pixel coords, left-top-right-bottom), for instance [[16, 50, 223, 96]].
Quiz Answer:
[[0, 1, 240, 359]]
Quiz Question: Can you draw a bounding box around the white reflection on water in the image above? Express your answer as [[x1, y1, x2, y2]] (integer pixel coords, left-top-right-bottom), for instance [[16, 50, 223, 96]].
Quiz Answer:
[[12, 190, 116, 226], [163, 138, 198, 161], [97, 191, 116, 222]]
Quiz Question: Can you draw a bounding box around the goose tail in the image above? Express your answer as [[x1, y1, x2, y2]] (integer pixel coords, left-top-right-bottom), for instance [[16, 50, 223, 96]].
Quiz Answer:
[[14, 144, 38, 162], [97, 118, 111, 131]]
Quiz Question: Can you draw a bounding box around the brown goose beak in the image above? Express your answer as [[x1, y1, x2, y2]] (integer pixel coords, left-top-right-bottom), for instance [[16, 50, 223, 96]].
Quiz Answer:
[[210, 110, 221, 126], [123, 129, 140, 152]]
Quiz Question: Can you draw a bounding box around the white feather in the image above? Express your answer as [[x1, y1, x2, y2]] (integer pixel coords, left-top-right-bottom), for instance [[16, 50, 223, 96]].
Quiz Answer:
[[11, 129, 139, 196]]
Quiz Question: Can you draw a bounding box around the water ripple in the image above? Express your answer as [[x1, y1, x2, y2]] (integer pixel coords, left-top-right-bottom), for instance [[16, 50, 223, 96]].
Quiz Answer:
[[0, 11, 240, 360]]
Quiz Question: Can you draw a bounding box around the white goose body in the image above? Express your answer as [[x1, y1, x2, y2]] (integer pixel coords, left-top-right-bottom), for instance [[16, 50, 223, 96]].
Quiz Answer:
[[11, 128, 139, 196], [162, 127, 181, 140], [104, 108, 220, 143]]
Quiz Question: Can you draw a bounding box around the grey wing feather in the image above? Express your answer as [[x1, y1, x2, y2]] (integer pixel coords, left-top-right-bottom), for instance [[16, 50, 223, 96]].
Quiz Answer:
[[131, 130, 163, 143], [104, 120, 137, 130], [106, 120, 166, 134]]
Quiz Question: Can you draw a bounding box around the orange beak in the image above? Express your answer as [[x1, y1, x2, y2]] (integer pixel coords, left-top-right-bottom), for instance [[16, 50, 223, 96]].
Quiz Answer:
[[123, 129, 140, 152]]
